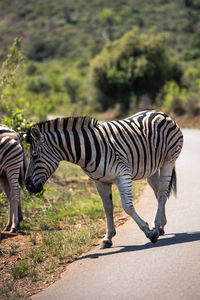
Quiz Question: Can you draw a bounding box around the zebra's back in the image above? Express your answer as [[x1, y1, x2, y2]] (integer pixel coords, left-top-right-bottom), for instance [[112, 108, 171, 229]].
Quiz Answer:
[[98, 111, 183, 180]]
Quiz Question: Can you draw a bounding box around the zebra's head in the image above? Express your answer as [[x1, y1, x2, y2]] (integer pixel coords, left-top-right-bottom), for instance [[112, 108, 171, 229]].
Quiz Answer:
[[25, 126, 60, 194]]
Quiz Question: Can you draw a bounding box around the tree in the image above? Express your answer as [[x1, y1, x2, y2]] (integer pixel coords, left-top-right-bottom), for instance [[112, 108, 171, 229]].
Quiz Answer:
[[90, 27, 181, 111]]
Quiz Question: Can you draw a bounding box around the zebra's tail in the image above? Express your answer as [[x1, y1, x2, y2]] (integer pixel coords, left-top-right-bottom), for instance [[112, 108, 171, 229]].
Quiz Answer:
[[168, 167, 177, 198], [19, 141, 27, 189]]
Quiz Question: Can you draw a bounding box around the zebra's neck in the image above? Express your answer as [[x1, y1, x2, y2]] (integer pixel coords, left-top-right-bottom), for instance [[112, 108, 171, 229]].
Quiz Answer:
[[39, 117, 100, 169]]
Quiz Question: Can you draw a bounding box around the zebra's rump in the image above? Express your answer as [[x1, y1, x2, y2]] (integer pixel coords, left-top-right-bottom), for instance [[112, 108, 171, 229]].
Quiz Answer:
[[0, 125, 20, 142], [0, 125, 24, 176]]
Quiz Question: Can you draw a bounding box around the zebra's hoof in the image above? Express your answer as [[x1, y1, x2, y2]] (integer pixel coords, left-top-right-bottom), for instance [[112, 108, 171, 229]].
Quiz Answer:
[[100, 240, 112, 249], [10, 228, 17, 234], [159, 228, 165, 236], [149, 230, 159, 244]]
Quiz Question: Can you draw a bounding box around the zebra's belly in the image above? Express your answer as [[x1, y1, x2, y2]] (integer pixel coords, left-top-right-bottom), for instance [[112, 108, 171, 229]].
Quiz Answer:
[[131, 160, 164, 180], [83, 154, 165, 183], [83, 168, 119, 183]]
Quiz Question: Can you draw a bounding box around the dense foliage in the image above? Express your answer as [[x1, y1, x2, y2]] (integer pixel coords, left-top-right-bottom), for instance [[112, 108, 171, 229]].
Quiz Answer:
[[0, 0, 200, 119], [90, 28, 181, 111]]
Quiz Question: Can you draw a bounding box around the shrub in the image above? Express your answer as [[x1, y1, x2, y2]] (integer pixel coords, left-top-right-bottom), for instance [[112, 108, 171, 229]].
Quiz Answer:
[[182, 66, 200, 87], [26, 63, 39, 75], [26, 38, 60, 61], [157, 81, 187, 115], [186, 80, 200, 115], [90, 27, 181, 111], [156, 79, 200, 116], [63, 76, 80, 103], [25, 76, 50, 94], [1, 109, 32, 134]]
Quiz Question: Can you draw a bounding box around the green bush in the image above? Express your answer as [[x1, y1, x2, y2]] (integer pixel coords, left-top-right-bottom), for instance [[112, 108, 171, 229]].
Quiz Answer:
[[25, 76, 50, 94], [186, 81, 200, 115], [90, 27, 181, 111], [157, 81, 187, 115], [1, 109, 32, 133], [181, 66, 200, 88], [26, 38, 60, 61], [63, 76, 80, 103], [157, 78, 200, 116], [26, 63, 39, 75]]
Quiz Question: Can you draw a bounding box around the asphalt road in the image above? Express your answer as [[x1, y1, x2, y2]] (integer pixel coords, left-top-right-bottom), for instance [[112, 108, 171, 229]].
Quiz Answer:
[[32, 129, 200, 300]]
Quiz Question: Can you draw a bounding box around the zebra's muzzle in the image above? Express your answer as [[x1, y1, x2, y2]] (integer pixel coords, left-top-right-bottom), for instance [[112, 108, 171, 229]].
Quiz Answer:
[[26, 177, 43, 194]]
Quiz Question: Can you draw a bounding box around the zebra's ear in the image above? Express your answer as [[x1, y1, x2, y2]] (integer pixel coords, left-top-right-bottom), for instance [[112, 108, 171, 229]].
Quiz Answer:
[[30, 127, 43, 142]]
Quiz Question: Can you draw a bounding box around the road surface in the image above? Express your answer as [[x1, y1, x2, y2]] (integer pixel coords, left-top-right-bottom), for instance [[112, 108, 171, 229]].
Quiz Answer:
[[32, 129, 200, 300]]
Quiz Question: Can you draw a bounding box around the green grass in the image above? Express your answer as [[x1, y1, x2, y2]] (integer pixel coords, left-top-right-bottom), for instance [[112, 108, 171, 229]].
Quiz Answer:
[[0, 283, 25, 300], [11, 260, 30, 279], [0, 162, 146, 299]]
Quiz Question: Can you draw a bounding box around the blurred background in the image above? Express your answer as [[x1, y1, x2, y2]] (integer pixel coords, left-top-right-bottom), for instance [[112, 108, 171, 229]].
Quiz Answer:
[[0, 0, 200, 126]]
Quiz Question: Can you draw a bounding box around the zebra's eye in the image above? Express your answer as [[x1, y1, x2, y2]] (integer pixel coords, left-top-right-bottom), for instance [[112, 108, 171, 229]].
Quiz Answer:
[[32, 151, 39, 159]]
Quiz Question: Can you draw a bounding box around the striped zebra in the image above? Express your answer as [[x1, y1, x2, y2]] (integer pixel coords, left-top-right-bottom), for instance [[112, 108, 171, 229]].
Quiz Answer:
[[25, 111, 183, 246], [0, 124, 25, 233]]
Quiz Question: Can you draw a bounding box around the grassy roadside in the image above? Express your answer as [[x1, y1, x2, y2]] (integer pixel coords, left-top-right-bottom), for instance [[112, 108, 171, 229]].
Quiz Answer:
[[0, 162, 146, 299]]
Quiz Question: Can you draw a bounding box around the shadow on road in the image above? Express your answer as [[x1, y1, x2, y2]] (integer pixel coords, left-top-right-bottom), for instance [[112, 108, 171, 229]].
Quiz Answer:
[[77, 231, 200, 261]]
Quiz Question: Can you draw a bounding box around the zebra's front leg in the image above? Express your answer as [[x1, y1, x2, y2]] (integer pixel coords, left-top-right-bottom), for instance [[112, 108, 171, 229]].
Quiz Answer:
[[95, 181, 116, 249]]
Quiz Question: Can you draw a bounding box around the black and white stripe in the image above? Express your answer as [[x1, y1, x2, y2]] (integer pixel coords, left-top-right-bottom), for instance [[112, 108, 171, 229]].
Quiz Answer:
[[26, 111, 183, 245], [0, 124, 25, 232]]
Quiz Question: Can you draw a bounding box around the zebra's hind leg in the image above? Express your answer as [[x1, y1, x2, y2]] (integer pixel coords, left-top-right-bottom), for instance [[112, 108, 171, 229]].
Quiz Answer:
[[153, 163, 175, 239], [95, 182, 116, 249], [1, 171, 20, 233], [116, 176, 155, 242], [147, 171, 159, 197], [147, 171, 166, 235]]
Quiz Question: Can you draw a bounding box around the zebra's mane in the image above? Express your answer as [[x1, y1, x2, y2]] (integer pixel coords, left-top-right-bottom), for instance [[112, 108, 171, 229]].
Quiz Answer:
[[26, 116, 99, 142]]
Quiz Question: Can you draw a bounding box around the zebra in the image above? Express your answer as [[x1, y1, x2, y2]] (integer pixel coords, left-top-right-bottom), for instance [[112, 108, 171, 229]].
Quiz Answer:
[[25, 110, 183, 247], [0, 124, 26, 233]]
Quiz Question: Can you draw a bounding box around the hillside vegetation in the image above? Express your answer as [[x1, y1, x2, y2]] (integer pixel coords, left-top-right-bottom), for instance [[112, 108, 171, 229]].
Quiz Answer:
[[0, 0, 200, 119], [0, 0, 199, 63]]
